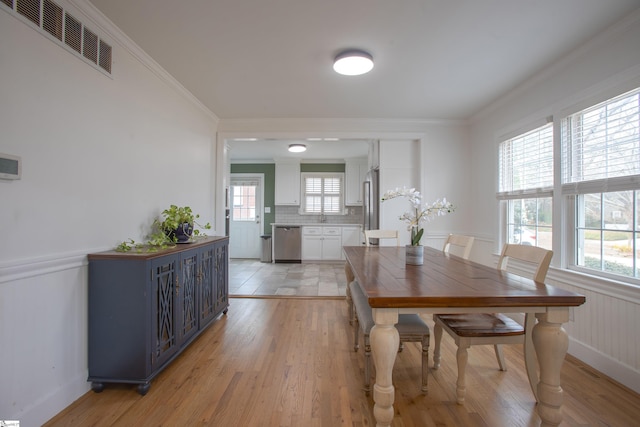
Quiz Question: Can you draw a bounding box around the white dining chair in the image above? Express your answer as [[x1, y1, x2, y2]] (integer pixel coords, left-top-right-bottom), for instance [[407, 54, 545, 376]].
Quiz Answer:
[[442, 233, 475, 260], [432, 243, 553, 404], [364, 229, 399, 246]]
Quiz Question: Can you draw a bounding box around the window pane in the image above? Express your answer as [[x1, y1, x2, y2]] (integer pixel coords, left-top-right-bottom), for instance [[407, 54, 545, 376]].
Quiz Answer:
[[577, 191, 640, 278], [563, 87, 640, 184], [231, 185, 256, 221], [499, 123, 553, 193], [305, 196, 322, 213], [506, 197, 552, 249], [324, 196, 341, 213]]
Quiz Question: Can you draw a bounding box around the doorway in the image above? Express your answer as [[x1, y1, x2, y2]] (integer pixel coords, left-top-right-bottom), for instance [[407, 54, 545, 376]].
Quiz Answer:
[[229, 174, 264, 259]]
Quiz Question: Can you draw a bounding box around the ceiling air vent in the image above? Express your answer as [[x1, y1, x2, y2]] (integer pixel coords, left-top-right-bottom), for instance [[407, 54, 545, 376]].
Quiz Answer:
[[1, 0, 113, 75]]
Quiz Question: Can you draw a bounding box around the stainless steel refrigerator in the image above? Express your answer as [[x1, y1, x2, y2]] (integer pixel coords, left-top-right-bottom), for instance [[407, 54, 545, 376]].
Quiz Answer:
[[363, 168, 379, 243]]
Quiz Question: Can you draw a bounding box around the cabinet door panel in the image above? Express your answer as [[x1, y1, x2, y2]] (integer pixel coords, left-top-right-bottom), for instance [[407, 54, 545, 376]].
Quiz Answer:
[[179, 250, 199, 345], [302, 235, 323, 260], [322, 236, 342, 260], [214, 241, 229, 313], [199, 246, 216, 325], [151, 258, 180, 369]]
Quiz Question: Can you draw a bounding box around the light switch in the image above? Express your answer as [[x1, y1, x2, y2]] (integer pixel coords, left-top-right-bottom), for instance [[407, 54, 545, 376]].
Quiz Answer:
[[265, 207, 271, 213]]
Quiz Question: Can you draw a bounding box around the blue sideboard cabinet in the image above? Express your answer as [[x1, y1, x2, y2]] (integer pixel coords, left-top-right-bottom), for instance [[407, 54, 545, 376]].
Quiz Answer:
[[87, 236, 229, 395]]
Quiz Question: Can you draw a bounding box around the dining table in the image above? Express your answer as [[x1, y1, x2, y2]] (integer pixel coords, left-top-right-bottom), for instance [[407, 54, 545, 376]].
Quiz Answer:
[[343, 245, 586, 427]]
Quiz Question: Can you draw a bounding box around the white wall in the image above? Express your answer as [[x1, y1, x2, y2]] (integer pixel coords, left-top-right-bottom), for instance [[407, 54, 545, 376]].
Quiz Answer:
[[468, 10, 640, 392], [0, 2, 218, 425]]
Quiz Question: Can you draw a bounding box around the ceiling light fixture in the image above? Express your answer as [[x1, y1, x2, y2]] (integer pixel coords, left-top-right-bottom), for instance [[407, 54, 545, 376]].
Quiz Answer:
[[288, 144, 307, 153], [333, 50, 374, 76]]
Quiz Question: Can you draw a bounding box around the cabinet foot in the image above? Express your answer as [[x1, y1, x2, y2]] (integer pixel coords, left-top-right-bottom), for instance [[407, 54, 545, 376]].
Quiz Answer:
[[223, 308, 228, 314], [137, 383, 150, 396], [91, 382, 104, 393]]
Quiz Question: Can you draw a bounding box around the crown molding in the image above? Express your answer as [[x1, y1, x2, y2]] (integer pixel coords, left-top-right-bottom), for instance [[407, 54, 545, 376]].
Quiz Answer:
[[67, 0, 219, 124]]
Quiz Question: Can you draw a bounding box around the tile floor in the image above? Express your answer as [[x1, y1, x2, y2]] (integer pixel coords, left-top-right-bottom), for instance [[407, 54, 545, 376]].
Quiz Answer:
[[229, 259, 348, 297]]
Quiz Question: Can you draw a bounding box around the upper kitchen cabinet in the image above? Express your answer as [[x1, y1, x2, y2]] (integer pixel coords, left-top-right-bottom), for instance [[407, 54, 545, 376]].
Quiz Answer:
[[345, 158, 368, 206], [275, 160, 301, 205]]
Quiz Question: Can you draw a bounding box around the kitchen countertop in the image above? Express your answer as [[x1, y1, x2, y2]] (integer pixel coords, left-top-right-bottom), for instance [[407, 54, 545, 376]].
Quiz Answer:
[[271, 223, 362, 227]]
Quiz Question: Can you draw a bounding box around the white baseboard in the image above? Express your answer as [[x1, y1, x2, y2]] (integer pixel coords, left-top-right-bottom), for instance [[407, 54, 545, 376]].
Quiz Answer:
[[569, 338, 640, 394], [13, 372, 90, 427]]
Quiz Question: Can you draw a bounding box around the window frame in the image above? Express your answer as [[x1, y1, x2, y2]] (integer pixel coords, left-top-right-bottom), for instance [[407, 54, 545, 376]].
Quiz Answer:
[[497, 122, 554, 251], [560, 86, 640, 284], [300, 172, 345, 215]]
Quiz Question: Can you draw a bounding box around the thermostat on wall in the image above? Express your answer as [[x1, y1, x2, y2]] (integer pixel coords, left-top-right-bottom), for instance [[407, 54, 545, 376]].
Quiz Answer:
[[0, 153, 21, 180]]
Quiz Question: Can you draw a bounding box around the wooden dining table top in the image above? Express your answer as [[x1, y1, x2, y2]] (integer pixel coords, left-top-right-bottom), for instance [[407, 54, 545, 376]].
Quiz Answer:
[[343, 245, 586, 309]]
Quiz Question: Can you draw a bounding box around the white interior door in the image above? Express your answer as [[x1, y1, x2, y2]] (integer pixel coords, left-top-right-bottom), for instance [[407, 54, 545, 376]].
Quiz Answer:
[[229, 174, 263, 259]]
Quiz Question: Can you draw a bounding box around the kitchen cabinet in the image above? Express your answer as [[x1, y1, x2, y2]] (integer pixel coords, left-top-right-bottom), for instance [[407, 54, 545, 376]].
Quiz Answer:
[[87, 236, 228, 395], [275, 161, 301, 205], [345, 159, 368, 206], [302, 226, 342, 260]]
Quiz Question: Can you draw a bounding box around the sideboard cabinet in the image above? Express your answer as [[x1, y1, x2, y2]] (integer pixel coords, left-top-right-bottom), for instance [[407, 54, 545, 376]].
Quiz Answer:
[[87, 236, 229, 395]]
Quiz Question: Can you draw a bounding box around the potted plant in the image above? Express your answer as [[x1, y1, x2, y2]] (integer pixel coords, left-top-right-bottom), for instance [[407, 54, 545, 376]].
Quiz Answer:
[[155, 205, 211, 243], [116, 205, 212, 252], [381, 187, 455, 265]]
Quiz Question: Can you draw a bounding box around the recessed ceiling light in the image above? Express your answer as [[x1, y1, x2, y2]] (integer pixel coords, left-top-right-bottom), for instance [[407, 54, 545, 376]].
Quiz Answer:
[[288, 144, 307, 153], [333, 50, 374, 76]]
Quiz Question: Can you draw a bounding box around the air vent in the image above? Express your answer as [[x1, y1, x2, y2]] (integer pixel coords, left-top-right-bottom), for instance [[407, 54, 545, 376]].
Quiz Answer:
[[1, 0, 113, 75], [83, 27, 98, 64], [43, 0, 62, 41], [17, 0, 38, 26], [64, 12, 81, 53]]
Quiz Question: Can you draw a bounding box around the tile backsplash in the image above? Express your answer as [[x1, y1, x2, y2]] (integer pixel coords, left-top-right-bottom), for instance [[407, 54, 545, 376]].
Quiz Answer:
[[275, 206, 363, 225]]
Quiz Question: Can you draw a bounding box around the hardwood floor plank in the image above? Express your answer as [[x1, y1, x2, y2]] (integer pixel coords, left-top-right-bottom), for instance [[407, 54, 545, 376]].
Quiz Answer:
[[44, 298, 640, 427]]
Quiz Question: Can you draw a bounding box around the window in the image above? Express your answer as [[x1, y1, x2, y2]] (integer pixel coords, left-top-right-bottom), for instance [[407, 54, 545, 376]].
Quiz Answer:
[[562, 87, 640, 279], [498, 123, 553, 249], [231, 182, 257, 221], [302, 173, 344, 214]]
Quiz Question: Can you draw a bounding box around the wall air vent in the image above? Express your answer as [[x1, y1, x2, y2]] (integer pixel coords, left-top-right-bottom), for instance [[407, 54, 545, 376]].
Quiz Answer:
[[1, 0, 113, 75]]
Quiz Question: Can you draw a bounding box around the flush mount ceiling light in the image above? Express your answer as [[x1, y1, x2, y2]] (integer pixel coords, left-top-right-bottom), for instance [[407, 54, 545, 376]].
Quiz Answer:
[[288, 144, 307, 153], [333, 50, 374, 76]]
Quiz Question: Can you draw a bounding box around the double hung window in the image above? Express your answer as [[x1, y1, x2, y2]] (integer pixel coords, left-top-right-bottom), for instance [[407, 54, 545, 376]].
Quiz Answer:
[[302, 173, 344, 215], [498, 123, 554, 249], [561, 87, 640, 279]]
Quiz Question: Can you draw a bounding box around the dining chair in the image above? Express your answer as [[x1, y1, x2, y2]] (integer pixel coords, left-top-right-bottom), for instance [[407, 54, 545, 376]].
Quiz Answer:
[[346, 229, 399, 325], [364, 229, 399, 246], [344, 262, 356, 325], [349, 280, 430, 394], [442, 233, 475, 260], [432, 243, 553, 404]]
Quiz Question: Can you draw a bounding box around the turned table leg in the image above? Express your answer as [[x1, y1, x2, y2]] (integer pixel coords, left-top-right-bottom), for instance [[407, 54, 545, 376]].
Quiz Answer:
[[370, 309, 399, 427], [533, 308, 570, 427]]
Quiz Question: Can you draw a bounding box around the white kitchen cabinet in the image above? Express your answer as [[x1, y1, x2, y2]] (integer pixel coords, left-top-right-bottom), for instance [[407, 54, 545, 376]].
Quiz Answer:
[[275, 162, 300, 205], [345, 159, 368, 206], [302, 226, 343, 261], [340, 226, 362, 260]]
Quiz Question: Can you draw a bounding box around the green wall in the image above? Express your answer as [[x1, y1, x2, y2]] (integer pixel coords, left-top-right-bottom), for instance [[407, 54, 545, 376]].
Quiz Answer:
[[230, 164, 275, 235], [301, 163, 345, 173]]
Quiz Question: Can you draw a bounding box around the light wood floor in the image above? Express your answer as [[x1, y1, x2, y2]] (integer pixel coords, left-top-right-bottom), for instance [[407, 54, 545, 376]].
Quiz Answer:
[[45, 297, 640, 426]]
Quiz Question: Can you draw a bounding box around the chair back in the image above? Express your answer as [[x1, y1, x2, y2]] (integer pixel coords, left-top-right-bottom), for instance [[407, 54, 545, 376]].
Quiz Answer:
[[442, 234, 475, 260], [364, 229, 399, 246], [497, 244, 553, 282]]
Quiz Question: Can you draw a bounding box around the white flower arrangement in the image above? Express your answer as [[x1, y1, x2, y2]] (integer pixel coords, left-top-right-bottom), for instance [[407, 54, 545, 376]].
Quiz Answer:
[[381, 187, 455, 246]]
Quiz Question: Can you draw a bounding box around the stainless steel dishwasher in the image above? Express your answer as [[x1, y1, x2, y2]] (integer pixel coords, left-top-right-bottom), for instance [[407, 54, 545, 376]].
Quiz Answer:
[[274, 226, 301, 263]]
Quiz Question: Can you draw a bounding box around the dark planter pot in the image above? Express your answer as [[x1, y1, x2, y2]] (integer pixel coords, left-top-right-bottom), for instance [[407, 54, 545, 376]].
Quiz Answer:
[[171, 222, 193, 243]]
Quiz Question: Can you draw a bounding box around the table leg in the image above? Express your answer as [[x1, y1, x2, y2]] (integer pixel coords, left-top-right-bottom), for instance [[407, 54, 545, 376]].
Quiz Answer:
[[370, 309, 399, 427], [533, 309, 569, 427]]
